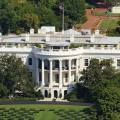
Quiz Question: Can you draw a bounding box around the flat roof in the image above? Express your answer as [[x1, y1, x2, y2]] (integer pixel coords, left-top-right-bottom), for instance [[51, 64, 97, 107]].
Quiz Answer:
[[45, 42, 70, 47]]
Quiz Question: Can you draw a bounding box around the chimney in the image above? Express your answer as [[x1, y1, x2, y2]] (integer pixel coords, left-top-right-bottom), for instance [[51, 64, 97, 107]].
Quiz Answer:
[[25, 33, 29, 42], [30, 28, 34, 34]]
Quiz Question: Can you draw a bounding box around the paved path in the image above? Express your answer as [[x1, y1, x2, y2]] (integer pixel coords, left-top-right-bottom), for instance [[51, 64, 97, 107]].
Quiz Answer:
[[78, 8, 119, 32], [0, 101, 93, 106], [38, 98, 69, 102]]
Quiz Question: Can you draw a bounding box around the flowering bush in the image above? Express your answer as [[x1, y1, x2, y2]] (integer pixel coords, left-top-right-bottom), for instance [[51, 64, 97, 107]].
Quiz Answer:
[[92, 27, 96, 30], [95, 21, 100, 27]]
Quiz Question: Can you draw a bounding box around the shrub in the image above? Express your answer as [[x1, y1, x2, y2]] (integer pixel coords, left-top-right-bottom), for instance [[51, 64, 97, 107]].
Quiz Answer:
[[98, 44, 101, 47], [104, 44, 108, 47], [70, 94, 76, 99], [59, 93, 62, 98], [35, 43, 41, 48], [25, 43, 27, 46], [64, 91, 77, 100], [80, 45, 83, 47], [85, 4, 96, 9], [3, 43, 6, 45], [90, 44, 93, 47], [8, 43, 12, 45], [114, 44, 117, 47], [15, 43, 18, 46], [69, 43, 79, 49], [49, 93, 51, 98], [0, 98, 36, 102], [16, 30, 21, 35], [84, 44, 87, 47]]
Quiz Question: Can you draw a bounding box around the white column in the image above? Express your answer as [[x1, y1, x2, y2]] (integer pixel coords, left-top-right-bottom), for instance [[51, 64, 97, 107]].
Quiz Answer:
[[49, 60, 53, 88], [69, 59, 71, 87], [76, 58, 78, 83], [36, 58, 39, 85], [59, 60, 62, 88], [23, 56, 26, 65], [42, 59, 44, 86]]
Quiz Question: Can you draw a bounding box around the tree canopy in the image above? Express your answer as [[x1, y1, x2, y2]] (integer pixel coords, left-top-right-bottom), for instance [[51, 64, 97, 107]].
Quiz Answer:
[[0, 0, 87, 34], [0, 53, 33, 97]]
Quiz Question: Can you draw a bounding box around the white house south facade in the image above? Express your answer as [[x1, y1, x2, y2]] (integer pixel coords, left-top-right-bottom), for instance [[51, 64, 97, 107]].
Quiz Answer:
[[1, 44, 120, 98]]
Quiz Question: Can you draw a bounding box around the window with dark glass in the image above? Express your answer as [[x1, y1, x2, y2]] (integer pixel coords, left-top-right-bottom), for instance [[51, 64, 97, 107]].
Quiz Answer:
[[84, 59, 88, 66], [65, 60, 68, 67], [65, 73, 68, 82], [39, 72, 42, 81], [74, 59, 76, 66], [48, 73, 49, 82], [74, 73, 76, 82], [39, 59, 42, 69], [28, 58, 32, 65], [117, 60, 120, 67], [55, 60, 59, 68], [55, 74, 59, 83]]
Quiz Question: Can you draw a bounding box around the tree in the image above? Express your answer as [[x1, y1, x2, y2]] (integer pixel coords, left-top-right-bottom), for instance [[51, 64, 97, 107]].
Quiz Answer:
[[54, 0, 87, 28], [0, 53, 33, 96], [35, 5, 60, 31], [20, 13, 40, 33], [0, 0, 18, 34], [90, 87, 120, 120], [79, 58, 101, 92], [0, 83, 7, 98], [79, 58, 116, 99]]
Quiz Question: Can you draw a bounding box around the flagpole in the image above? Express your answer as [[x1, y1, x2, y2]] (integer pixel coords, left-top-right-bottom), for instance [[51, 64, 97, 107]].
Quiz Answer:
[[62, 3, 64, 34]]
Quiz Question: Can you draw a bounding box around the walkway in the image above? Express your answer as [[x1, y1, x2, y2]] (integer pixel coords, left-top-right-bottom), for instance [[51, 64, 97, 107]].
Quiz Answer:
[[0, 101, 93, 106], [78, 8, 119, 32], [38, 98, 69, 102]]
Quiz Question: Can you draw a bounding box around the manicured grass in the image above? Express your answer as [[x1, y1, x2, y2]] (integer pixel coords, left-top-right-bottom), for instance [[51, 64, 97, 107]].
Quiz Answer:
[[0, 104, 90, 120], [98, 19, 120, 30], [92, 11, 120, 17]]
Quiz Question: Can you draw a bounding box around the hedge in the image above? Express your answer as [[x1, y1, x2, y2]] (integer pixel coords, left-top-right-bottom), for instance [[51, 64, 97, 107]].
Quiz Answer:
[[0, 98, 37, 102], [70, 99, 91, 103]]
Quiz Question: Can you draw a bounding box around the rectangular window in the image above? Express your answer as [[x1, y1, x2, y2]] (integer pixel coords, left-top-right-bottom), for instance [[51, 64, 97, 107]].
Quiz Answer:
[[55, 74, 59, 83], [28, 58, 32, 65], [48, 73, 49, 82], [48, 60, 50, 67], [65, 73, 68, 82], [117, 60, 120, 67], [65, 60, 68, 67], [39, 72, 42, 81], [74, 59, 76, 66], [84, 59, 88, 66], [55, 60, 59, 68], [39, 59, 42, 69]]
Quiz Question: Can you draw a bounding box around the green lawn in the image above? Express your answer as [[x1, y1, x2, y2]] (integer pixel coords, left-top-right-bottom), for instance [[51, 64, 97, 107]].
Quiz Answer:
[[0, 104, 90, 120], [98, 19, 119, 30], [92, 11, 120, 17]]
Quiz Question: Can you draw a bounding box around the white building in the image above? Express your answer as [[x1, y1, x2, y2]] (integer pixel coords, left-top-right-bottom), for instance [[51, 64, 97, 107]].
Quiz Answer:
[[1, 42, 120, 98], [1, 28, 120, 98]]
